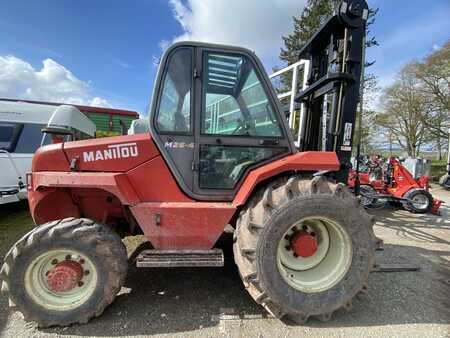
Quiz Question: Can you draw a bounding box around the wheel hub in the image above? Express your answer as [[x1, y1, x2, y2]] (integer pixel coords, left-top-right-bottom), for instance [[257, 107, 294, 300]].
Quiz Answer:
[[291, 231, 317, 258], [411, 194, 428, 209], [277, 217, 352, 293], [25, 249, 98, 311], [46, 260, 84, 293]]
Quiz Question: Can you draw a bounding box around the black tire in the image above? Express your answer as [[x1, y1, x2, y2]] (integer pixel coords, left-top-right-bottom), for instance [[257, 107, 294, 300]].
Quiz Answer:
[[403, 188, 433, 214], [0, 218, 127, 327], [359, 184, 376, 207], [358, 184, 388, 209], [233, 176, 376, 323]]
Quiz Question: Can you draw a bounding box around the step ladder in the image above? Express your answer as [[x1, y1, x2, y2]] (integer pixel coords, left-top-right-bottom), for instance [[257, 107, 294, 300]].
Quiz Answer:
[[136, 249, 224, 268]]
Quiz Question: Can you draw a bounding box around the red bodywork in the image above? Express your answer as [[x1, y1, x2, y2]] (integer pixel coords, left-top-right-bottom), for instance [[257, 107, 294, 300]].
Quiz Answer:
[[348, 157, 442, 213], [28, 134, 340, 249]]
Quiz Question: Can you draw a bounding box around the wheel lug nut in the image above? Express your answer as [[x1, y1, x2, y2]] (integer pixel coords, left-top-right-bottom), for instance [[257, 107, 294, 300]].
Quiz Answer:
[[78, 281, 84, 287], [51, 259, 58, 265], [302, 225, 308, 231], [285, 245, 291, 251], [292, 226, 297, 231], [293, 253, 298, 258], [311, 232, 316, 237], [84, 270, 90, 276], [79, 259, 85, 264], [45, 271, 50, 276], [65, 255, 71, 260], [284, 234, 290, 240]]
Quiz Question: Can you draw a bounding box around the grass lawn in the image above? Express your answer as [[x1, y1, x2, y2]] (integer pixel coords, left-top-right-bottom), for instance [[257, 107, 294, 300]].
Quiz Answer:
[[0, 201, 35, 258], [0, 201, 147, 261]]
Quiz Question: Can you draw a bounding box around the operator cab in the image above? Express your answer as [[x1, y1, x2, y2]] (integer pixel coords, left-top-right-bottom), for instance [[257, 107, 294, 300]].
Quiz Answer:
[[149, 42, 295, 200]]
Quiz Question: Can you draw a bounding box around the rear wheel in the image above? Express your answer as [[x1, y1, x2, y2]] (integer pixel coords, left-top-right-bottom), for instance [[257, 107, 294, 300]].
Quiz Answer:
[[0, 218, 127, 327], [233, 176, 376, 323], [358, 185, 388, 210], [403, 188, 433, 214]]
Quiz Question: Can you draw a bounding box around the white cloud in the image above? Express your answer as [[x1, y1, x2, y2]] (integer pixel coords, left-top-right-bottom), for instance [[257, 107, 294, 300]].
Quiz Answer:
[[0, 55, 111, 107], [89, 96, 111, 107], [165, 0, 306, 62], [432, 44, 441, 51]]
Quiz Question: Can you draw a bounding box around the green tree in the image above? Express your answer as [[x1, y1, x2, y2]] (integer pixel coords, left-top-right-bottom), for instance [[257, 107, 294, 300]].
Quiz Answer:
[[414, 40, 450, 159], [374, 41, 449, 159], [375, 64, 430, 158], [275, 0, 339, 95], [278, 0, 379, 153], [280, 1, 378, 66], [280, 0, 338, 65]]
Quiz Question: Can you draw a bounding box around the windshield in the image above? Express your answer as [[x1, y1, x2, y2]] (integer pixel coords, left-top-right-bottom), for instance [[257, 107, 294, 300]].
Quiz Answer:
[[0, 124, 15, 151], [201, 52, 282, 137]]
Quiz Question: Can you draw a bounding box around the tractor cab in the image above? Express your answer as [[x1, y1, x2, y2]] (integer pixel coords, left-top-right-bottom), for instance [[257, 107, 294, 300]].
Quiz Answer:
[[148, 0, 369, 200], [149, 43, 295, 200]]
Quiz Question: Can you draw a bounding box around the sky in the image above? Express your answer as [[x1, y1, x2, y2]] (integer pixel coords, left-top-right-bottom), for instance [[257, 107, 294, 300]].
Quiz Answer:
[[0, 0, 449, 115]]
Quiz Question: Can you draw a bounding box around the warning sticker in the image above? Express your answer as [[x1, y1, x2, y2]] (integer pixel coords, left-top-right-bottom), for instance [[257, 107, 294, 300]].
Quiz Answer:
[[343, 122, 352, 146]]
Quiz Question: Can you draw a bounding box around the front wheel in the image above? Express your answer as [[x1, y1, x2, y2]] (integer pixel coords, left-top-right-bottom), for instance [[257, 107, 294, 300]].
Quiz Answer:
[[0, 218, 127, 327], [403, 188, 433, 214], [233, 176, 376, 323]]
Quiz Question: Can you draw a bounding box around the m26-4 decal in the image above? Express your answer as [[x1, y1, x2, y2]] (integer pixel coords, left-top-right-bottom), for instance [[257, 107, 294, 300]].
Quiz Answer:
[[164, 141, 194, 149]]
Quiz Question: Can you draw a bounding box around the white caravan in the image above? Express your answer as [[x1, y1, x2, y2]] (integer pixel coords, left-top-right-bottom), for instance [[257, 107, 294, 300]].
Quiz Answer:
[[0, 100, 95, 204]]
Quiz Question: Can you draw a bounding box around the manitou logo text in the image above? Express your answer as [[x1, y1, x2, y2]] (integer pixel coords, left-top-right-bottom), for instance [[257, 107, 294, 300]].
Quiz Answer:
[[83, 142, 138, 162]]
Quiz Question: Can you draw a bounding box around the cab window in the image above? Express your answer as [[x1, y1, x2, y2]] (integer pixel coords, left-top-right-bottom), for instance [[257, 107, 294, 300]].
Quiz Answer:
[[156, 48, 192, 133], [198, 51, 287, 190], [0, 123, 16, 151], [15, 123, 48, 153], [201, 52, 282, 137]]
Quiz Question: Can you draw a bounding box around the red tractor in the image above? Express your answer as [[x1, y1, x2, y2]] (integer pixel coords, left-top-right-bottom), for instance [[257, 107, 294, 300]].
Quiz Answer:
[[1, 0, 377, 327], [348, 157, 442, 213]]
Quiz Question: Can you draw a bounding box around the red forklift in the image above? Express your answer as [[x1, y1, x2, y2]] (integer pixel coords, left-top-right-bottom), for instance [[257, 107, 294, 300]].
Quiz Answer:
[[2, 0, 378, 327]]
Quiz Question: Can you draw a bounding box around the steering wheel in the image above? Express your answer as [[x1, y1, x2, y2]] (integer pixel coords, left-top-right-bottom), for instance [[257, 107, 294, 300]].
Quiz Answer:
[[232, 119, 249, 135], [232, 118, 258, 136]]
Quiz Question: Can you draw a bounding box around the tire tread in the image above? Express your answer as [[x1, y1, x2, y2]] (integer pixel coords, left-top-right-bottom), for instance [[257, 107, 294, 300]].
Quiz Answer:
[[233, 176, 376, 323], [0, 218, 127, 328]]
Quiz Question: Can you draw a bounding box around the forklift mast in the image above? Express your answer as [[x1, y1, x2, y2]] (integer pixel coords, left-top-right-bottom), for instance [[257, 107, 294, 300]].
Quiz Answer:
[[295, 0, 368, 182]]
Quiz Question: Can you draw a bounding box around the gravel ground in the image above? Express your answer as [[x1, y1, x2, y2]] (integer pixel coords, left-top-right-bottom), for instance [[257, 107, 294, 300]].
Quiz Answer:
[[0, 186, 449, 338]]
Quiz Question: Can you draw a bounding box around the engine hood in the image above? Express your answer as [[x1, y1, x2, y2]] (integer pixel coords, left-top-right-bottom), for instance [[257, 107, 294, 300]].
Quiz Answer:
[[32, 134, 160, 173], [32, 143, 70, 172], [63, 134, 160, 172]]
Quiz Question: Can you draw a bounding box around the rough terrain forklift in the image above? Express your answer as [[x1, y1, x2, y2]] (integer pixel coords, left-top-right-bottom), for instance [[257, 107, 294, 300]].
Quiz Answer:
[[1, 0, 377, 327]]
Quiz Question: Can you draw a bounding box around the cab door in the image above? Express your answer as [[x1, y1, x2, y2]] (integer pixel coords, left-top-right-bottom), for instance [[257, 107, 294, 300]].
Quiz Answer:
[[150, 43, 294, 201], [192, 47, 293, 199], [152, 46, 195, 192]]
